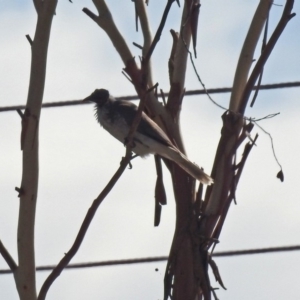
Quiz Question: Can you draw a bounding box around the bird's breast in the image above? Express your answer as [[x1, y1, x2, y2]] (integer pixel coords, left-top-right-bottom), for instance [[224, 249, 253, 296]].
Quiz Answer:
[[96, 106, 152, 157], [96, 106, 129, 142]]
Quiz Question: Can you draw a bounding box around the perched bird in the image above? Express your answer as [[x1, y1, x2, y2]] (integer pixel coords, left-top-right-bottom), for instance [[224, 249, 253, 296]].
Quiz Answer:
[[83, 89, 213, 185]]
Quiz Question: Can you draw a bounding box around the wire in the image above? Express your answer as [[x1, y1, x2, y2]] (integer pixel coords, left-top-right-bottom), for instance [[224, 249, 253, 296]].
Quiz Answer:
[[1, 244, 299, 274], [0, 81, 299, 113]]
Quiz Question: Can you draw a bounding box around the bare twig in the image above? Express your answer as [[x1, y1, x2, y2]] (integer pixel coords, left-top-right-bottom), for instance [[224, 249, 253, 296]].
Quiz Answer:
[[229, 0, 272, 113], [154, 155, 167, 226], [208, 257, 226, 290], [16, 109, 24, 119], [143, 0, 176, 65], [135, 0, 154, 86], [132, 42, 143, 49], [168, 29, 179, 84], [133, 0, 139, 31], [25, 34, 33, 46], [239, 0, 295, 114], [250, 8, 270, 108], [190, 0, 201, 58], [38, 149, 133, 300], [83, 1, 134, 66], [0, 240, 18, 272]]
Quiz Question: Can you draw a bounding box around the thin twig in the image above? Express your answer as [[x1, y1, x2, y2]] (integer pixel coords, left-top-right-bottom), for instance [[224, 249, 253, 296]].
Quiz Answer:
[[0, 240, 18, 272], [239, 0, 295, 114], [25, 34, 33, 46], [38, 150, 133, 300], [143, 0, 176, 65], [16, 109, 24, 119], [250, 5, 270, 107], [132, 42, 143, 49]]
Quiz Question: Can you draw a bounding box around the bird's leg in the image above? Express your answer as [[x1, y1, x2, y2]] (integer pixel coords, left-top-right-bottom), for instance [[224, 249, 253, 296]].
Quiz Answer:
[[124, 136, 136, 149], [123, 137, 138, 170], [130, 154, 139, 160]]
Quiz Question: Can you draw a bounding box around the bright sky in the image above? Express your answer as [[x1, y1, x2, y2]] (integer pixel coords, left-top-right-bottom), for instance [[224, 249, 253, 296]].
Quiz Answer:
[[0, 1, 300, 299]]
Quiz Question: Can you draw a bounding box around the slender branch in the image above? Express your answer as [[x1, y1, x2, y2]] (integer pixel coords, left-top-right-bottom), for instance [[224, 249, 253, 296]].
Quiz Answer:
[[135, 0, 154, 87], [25, 34, 33, 46], [38, 149, 133, 300], [83, 0, 134, 65], [168, 29, 179, 84], [250, 8, 270, 108], [229, 0, 272, 113], [143, 0, 176, 65], [0, 239, 18, 272], [238, 0, 295, 114], [166, 1, 194, 152], [15, 1, 57, 299]]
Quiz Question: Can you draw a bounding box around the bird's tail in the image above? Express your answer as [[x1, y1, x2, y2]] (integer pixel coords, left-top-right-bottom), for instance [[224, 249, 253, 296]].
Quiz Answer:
[[163, 147, 213, 185]]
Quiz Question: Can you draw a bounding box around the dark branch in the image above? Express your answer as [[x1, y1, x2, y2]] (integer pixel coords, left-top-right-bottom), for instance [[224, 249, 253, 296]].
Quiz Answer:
[[25, 34, 33, 46], [82, 7, 97, 21], [250, 6, 270, 107], [38, 150, 133, 300], [143, 0, 176, 65], [132, 42, 143, 49], [0, 240, 18, 272], [239, 0, 295, 114]]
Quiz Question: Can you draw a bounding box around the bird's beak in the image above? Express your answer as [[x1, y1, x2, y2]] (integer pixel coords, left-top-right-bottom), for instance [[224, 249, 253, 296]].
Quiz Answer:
[[82, 94, 93, 103]]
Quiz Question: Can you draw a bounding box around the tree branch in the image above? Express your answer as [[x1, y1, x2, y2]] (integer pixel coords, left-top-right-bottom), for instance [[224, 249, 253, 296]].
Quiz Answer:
[[0, 239, 17, 272], [83, 0, 134, 66], [15, 1, 57, 299], [238, 0, 295, 114], [134, 0, 154, 87], [166, 1, 194, 153], [143, 0, 176, 65], [229, 0, 272, 113], [38, 149, 133, 300]]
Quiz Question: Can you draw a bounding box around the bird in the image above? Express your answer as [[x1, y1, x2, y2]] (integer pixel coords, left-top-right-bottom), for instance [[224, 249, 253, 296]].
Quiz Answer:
[[83, 89, 213, 185]]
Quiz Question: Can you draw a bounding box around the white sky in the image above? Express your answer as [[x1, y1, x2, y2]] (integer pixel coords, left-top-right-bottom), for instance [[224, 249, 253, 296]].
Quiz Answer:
[[1, 0, 300, 299]]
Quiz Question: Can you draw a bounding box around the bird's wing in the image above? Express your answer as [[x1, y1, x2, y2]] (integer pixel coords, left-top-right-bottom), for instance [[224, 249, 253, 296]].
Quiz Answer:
[[112, 101, 174, 148]]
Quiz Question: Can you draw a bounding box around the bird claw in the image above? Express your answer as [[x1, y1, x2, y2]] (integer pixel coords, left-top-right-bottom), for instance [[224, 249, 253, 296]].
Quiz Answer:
[[128, 153, 139, 169], [124, 137, 136, 149]]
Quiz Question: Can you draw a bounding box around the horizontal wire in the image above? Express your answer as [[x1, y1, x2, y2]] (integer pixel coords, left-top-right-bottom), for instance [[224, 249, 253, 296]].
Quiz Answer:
[[0, 81, 299, 113], [1, 244, 299, 274], [1, 82, 299, 273]]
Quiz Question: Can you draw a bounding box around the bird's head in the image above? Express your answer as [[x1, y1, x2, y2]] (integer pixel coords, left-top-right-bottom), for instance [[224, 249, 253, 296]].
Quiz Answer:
[[83, 89, 110, 107]]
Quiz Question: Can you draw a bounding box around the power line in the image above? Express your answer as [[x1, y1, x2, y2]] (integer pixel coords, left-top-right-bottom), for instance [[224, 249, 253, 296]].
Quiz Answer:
[[1, 245, 299, 275], [0, 81, 299, 113]]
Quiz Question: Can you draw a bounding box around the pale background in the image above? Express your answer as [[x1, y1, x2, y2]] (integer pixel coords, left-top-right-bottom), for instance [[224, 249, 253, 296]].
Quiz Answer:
[[0, 1, 300, 299]]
